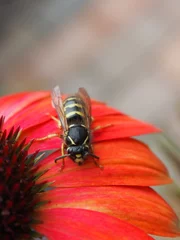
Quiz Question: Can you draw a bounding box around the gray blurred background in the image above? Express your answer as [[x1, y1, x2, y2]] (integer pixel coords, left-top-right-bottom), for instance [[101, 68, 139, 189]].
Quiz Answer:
[[1, 1, 180, 239]]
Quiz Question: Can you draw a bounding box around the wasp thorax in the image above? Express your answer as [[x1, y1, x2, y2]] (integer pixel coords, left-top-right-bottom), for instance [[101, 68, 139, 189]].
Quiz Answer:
[[66, 126, 89, 146]]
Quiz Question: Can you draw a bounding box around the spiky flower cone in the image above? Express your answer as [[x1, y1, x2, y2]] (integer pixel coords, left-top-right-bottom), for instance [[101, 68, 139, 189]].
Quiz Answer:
[[0, 116, 49, 239]]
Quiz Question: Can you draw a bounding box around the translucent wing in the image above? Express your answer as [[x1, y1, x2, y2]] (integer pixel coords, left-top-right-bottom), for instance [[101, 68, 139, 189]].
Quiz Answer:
[[51, 85, 67, 131], [76, 87, 92, 128]]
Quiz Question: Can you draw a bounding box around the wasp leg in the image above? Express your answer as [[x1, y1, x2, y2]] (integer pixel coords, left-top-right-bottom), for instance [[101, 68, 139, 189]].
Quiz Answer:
[[46, 113, 61, 128], [90, 145, 104, 170], [54, 143, 67, 171], [93, 158, 104, 170], [92, 124, 112, 132], [91, 116, 94, 121], [92, 155, 104, 170], [51, 116, 61, 128], [35, 133, 59, 142], [60, 143, 65, 171]]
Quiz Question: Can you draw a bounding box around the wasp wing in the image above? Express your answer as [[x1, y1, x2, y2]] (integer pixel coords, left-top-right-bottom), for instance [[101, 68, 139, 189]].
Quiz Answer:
[[51, 85, 67, 131], [76, 87, 92, 129]]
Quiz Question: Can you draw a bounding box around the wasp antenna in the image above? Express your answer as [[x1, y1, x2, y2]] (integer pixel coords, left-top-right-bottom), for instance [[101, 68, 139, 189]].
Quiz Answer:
[[89, 153, 99, 159], [54, 154, 70, 163]]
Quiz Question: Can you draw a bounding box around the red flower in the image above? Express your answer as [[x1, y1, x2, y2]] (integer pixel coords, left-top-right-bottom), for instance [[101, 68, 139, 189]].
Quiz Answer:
[[0, 91, 179, 239]]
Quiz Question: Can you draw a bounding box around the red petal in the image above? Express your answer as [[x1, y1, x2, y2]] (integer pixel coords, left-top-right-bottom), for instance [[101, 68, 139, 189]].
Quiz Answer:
[[4, 92, 54, 130], [20, 120, 60, 154], [92, 114, 160, 142], [37, 139, 171, 187], [39, 186, 179, 237], [33, 208, 154, 240], [0, 92, 49, 124], [0, 92, 28, 120], [92, 104, 122, 116]]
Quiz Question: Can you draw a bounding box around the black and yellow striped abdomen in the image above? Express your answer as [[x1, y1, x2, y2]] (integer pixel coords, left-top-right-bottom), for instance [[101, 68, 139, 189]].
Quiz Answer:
[[63, 97, 85, 125]]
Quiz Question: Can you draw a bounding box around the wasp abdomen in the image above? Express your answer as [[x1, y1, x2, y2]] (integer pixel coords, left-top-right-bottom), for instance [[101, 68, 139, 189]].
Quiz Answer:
[[64, 97, 85, 125]]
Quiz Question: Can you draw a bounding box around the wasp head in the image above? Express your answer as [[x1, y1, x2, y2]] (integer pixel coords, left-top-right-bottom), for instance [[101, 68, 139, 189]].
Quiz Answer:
[[67, 145, 89, 164]]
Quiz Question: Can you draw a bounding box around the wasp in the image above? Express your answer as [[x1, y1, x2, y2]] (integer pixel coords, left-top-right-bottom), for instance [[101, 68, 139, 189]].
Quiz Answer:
[[50, 86, 102, 170]]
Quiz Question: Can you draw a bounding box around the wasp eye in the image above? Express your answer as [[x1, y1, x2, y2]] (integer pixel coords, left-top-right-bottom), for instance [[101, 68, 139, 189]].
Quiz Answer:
[[67, 147, 72, 154], [83, 145, 89, 151], [65, 137, 71, 145]]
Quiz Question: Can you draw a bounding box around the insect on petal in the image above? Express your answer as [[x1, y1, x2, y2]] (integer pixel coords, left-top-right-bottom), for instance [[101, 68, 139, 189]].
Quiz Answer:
[[17, 96, 160, 153]]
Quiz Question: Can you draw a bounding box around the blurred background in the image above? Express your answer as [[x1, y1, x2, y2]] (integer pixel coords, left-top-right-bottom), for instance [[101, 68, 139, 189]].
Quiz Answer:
[[0, 1, 180, 239]]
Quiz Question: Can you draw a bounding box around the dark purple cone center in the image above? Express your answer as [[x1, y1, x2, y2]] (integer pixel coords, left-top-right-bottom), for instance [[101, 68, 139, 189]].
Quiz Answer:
[[0, 117, 45, 240]]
